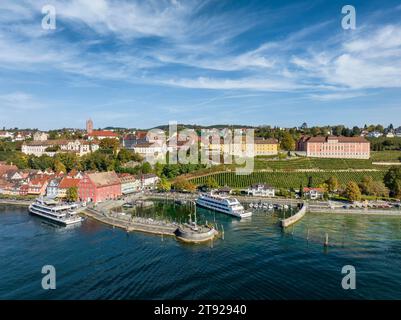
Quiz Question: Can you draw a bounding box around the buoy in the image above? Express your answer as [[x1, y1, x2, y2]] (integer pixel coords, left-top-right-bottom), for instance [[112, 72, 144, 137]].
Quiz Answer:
[[324, 233, 329, 247]]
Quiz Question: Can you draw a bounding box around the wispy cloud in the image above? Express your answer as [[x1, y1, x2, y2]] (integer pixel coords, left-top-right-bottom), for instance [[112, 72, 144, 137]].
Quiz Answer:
[[0, 92, 46, 110], [0, 0, 401, 130]]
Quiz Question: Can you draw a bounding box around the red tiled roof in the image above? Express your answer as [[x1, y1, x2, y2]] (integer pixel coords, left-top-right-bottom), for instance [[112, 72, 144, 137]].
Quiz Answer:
[[59, 177, 80, 189], [88, 130, 119, 137], [0, 164, 18, 176], [303, 135, 369, 143], [87, 171, 121, 187], [135, 131, 148, 139], [303, 187, 324, 192], [30, 177, 49, 186]]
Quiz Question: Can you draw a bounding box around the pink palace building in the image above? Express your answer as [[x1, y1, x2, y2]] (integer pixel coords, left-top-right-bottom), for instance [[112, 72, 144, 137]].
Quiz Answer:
[[296, 136, 370, 159], [78, 171, 121, 203]]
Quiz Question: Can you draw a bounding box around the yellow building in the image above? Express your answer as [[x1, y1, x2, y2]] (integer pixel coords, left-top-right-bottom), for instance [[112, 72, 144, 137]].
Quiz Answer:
[[205, 137, 279, 157], [254, 138, 279, 155]]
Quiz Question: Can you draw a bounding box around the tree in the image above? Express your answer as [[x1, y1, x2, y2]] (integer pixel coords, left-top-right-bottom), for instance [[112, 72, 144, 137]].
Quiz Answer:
[[172, 177, 196, 192], [300, 122, 308, 130], [370, 181, 389, 197], [205, 177, 219, 189], [99, 138, 120, 153], [55, 153, 80, 172], [117, 148, 133, 163], [141, 162, 152, 174], [53, 159, 66, 174], [280, 132, 295, 151], [344, 181, 362, 202], [325, 176, 339, 193], [157, 177, 171, 192], [65, 187, 78, 202], [307, 176, 313, 188], [384, 167, 401, 198], [299, 183, 304, 198]]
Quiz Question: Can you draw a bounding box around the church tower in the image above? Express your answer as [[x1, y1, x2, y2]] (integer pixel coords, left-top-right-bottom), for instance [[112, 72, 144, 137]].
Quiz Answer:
[[86, 119, 93, 134]]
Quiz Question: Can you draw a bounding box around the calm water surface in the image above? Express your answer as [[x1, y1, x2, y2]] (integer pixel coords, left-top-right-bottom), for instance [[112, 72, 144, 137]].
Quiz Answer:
[[1, 203, 401, 299]]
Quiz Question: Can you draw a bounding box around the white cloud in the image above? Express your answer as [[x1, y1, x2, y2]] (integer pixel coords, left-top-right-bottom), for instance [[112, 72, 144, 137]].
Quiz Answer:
[[0, 92, 45, 110], [0, 0, 400, 98]]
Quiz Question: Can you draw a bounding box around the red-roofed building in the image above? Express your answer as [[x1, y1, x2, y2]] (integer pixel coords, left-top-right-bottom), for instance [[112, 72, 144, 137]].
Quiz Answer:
[[28, 177, 50, 195], [303, 187, 324, 200], [58, 177, 81, 198], [0, 163, 18, 177], [78, 171, 121, 203], [87, 130, 119, 140], [296, 135, 370, 159]]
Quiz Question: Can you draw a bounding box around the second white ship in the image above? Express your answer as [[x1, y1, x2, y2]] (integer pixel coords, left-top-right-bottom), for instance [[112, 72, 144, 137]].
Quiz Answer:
[[196, 192, 252, 218]]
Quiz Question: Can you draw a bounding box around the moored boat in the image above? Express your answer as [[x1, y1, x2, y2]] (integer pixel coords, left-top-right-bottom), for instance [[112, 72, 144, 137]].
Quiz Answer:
[[29, 198, 83, 226], [196, 192, 252, 218]]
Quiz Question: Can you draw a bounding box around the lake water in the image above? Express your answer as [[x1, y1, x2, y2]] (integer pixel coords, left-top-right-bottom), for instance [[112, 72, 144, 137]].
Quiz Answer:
[[1, 203, 401, 299]]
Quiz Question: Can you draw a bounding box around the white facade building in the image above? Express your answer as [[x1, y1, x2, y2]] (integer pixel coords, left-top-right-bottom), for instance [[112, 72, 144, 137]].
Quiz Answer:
[[247, 184, 275, 197]]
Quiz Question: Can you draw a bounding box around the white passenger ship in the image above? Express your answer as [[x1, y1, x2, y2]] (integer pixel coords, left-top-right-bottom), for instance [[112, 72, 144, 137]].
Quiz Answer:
[[29, 198, 83, 225], [196, 192, 252, 218]]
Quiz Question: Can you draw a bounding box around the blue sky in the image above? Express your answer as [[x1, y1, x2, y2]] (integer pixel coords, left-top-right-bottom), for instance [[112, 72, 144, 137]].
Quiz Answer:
[[0, 0, 401, 130]]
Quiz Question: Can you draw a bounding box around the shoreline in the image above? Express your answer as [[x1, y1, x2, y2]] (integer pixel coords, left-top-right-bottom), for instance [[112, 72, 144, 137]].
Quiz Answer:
[[0, 199, 31, 206], [2, 194, 401, 218]]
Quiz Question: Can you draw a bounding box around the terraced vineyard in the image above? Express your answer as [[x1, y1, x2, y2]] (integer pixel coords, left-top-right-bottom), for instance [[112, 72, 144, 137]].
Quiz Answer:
[[254, 157, 378, 170], [370, 151, 401, 162], [190, 170, 387, 189]]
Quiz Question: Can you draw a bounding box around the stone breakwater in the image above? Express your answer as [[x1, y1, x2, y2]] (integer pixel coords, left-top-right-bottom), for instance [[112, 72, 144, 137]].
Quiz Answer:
[[82, 208, 178, 236], [280, 204, 307, 228]]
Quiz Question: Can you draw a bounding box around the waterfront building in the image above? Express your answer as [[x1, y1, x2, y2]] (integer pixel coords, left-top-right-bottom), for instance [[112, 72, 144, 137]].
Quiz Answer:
[[46, 178, 61, 198], [296, 135, 370, 159], [118, 173, 142, 194], [303, 187, 324, 200], [58, 177, 81, 198], [0, 179, 13, 195], [138, 173, 160, 190], [28, 177, 50, 195], [214, 186, 233, 196], [0, 163, 18, 178], [78, 171, 121, 203], [247, 183, 275, 197]]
